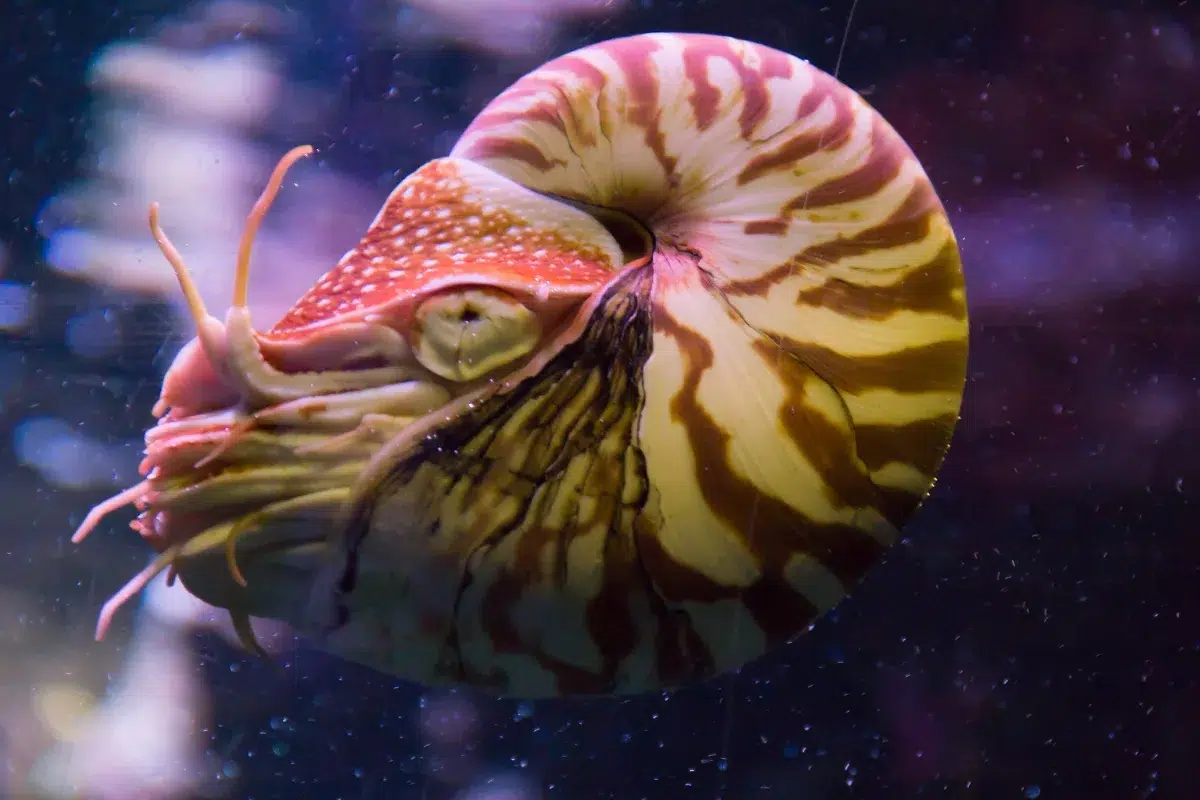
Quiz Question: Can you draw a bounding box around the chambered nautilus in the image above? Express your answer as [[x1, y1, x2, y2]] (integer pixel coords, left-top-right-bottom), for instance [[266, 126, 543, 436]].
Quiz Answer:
[[74, 33, 968, 698]]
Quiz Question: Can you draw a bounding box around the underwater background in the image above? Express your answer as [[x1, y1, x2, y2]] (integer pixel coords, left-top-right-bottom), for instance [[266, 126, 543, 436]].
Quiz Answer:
[[0, 0, 1196, 797]]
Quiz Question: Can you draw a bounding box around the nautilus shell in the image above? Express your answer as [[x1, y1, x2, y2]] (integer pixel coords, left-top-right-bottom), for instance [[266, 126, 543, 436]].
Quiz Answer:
[[75, 33, 968, 698]]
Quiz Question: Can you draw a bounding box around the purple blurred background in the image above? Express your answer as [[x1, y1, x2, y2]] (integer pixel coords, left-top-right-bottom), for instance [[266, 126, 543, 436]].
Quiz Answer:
[[0, 0, 1195, 797]]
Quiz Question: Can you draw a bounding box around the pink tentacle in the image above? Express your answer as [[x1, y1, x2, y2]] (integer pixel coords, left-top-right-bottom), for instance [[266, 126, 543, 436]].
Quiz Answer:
[[71, 481, 151, 544]]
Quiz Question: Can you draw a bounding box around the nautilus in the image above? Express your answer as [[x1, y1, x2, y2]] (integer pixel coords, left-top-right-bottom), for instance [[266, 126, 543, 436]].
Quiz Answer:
[[74, 33, 968, 698]]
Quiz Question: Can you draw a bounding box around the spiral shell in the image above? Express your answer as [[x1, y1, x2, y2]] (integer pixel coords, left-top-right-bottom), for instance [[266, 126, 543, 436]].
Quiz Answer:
[[74, 33, 967, 699], [324, 34, 967, 696]]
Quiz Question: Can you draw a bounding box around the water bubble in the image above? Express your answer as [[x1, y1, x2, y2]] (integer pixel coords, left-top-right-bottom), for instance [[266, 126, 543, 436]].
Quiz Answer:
[[1024, 786, 1041, 799]]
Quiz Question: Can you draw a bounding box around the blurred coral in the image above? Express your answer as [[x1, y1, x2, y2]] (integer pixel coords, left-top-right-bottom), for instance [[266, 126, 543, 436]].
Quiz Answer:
[[26, 605, 211, 800], [37, 1, 377, 334], [388, 0, 628, 58]]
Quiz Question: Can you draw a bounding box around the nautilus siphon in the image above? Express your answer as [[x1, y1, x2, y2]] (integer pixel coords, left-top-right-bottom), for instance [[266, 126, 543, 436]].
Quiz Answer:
[[74, 32, 969, 698]]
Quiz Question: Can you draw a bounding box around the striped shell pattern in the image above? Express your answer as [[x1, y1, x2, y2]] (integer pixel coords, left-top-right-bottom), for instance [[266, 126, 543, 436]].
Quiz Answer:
[[75, 33, 968, 698]]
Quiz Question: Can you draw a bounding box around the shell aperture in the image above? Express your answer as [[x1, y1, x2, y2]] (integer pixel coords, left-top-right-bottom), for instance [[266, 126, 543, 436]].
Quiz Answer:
[[73, 33, 967, 698]]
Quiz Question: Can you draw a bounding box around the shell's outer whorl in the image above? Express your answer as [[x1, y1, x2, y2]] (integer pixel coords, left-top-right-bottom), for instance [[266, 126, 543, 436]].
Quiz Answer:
[[400, 32, 969, 691]]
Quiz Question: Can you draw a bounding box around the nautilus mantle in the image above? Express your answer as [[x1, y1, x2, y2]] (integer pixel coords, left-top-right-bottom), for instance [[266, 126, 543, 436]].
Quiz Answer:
[[74, 33, 968, 698]]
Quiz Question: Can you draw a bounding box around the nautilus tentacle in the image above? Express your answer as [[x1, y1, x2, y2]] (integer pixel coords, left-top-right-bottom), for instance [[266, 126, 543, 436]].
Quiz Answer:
[[74, 33, 967, 699]]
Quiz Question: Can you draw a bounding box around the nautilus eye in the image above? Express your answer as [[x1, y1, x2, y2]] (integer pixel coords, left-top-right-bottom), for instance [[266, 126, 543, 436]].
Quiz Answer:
[[74, 32, 968, 700], [410, 288, 542, 382]]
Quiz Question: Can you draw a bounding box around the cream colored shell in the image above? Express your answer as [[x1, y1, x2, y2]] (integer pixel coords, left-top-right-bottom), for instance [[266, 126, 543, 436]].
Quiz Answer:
[[327, 33, 969, 695]]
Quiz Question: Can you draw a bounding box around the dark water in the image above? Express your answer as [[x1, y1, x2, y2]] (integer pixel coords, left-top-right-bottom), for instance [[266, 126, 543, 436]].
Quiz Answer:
[[1, 0, 1196, 798]]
